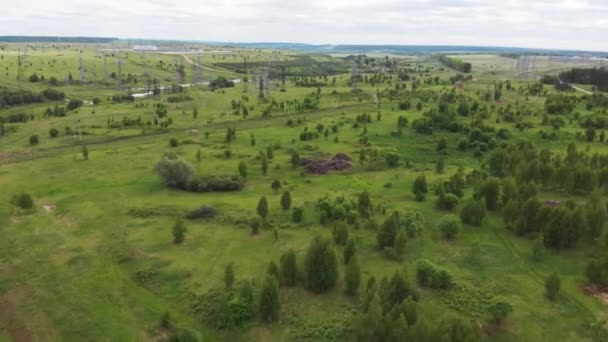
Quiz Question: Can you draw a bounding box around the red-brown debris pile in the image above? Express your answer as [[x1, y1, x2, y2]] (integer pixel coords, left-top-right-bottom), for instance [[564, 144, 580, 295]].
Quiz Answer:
[[301, 153, 352, 174]]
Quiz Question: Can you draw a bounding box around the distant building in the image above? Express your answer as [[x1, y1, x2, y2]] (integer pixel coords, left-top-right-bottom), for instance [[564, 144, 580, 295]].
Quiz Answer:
[[133, 45, 158, 51]]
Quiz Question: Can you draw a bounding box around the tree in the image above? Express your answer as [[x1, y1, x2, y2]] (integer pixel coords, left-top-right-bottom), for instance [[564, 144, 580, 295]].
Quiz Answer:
[[169, 138, 178, 147], [172, 220, 186, 244], [438, 214, 461, 240], [460, 200, 486, 226], [154, 153, 195, 190], [477, 177, 500, 210], [291, 151, 300, 168], [224, 263, 235, 290], [436, 137, 448, 151], [280, 191, 291, 210], [29, 134, 39, 145], [259, 276, 280, 323], [267, 261, 280, 280], [49, 128, 59, 138], [279, 249, 298, 286], [344, 237, 356, 264], [332, 223, 349, 245], [393, 228, 408, 260], [238, 161, 247, 179], [82, 145, 88, 160], [385, 152, 400, 167], [357, 190, 372, 217], [487, 297, 512, 324], [261, 153, 269, 175], [271, 179, 281, 194], [266, 145, 274, 160], [435, 157, 445, 174], [257, 196, 268, 220], [304, 236, 338, 293], [292, 207, 303, 222], [196, 148, 202, 162], [545, 272, 561, 301], [412, 175, 428, 201], [344, 255, 361, 296]]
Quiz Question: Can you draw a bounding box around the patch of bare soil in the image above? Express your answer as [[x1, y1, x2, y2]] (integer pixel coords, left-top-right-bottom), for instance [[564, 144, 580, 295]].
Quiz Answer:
[[583, 284, 608, 305], [41, 204, 56, 212], [0, 289, 34, 342]]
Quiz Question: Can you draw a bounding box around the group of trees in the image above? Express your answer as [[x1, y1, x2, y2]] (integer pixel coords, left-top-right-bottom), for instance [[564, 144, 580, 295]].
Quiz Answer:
[[154, 152, 244, 193], [439, 55, 472, 73], [0, 87, 65, 107]]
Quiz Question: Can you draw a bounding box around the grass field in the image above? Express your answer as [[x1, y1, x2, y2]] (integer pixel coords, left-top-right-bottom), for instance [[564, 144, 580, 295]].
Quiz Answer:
[[1, 44, 607, 341]]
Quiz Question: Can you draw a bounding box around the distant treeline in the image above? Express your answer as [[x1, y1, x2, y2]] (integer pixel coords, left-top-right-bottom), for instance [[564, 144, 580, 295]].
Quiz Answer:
[[438, 55, 472, 73], [559, 68, 608, 91], [0, 88, 65, 107], [0, 36, 116, 43]]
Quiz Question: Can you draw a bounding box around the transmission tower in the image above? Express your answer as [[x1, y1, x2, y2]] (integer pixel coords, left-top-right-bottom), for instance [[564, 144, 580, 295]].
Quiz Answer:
[[79, 53, 86, 83], [192, 55, 203, 85], [117, 56, 123, 90]]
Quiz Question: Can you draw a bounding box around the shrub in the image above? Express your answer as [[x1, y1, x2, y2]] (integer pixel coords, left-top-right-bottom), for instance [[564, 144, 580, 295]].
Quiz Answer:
[[280, 249, 298, 287], [437, 214, 461, 240], [29, 134, 39, 145], [172, 220, 186, 244], [487, 297, 512, 324], [416, 259, 454, 290], [11, 192, 34, 210], [292, 207, 304, 223], [169, 138, 178, 147], [412, 175, 428, 201], [186, 205, 217, 219], [460, 200, 486, 226], [49, 128, 59, 138], [154, 153, 195, 189]]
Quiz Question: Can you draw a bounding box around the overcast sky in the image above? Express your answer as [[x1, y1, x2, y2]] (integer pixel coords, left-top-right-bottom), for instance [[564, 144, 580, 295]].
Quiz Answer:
[[2, 0, 607, 51]]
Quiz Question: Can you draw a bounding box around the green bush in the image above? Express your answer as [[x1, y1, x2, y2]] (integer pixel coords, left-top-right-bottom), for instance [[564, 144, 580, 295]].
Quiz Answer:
[[11, 192, 34, 210]]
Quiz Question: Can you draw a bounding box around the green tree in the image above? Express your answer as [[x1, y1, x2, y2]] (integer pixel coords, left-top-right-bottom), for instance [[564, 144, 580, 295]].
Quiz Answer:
[[477, 177, 500, 210], [266, 145, 274, 160], [261, 153, 268, 175], [438, 214, 461, 240], [154, 152, 195, 190], [344, 237, 356, 264], [169, 138, 178, 147], [172, 220, 186, 244], [257, 196, 268, 220], [460, 200, 486, 226], [332, 223, 349, 246], [545, 272, 561, 301], [487, 297, 512, 324], [279, 249, 298, 287], [393, 228, 408, 260], [196, 148, 202, 162], [238, 161, 247, 179], [280, 191, 292, 210], [412, 175, 428, 201], [267, 261, 280, 280], [304, 236, 338, 293], [259, 276, 280, 323], [82, 145, 88, 160], [49, 128, 59, 138], [344, 255, 361, 296], [29, 134, 39, 145], [435, 156, 445, 174], [224, 263, 235, 290], [291, 151, 300, 168], [271, 179, 281, 193]]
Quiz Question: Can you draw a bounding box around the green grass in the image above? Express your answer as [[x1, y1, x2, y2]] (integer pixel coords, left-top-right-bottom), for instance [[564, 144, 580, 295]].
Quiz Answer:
[[0, 45, 607, 341]]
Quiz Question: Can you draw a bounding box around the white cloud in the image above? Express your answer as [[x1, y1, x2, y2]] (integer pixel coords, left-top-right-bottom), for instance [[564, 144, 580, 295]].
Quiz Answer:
[[0, 0, 606, 51]]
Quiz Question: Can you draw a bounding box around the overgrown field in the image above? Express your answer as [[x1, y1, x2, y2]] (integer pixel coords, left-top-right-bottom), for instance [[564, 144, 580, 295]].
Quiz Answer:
[[1, 43, 607, 341]]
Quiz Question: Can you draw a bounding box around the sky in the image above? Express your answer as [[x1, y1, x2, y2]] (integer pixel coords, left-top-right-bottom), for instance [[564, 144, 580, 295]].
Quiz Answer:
[[1, 0, 607, 52]]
